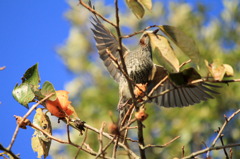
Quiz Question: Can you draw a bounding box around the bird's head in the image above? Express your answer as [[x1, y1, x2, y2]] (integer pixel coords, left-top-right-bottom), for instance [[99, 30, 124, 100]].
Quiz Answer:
[[139, 29, 159, 48]]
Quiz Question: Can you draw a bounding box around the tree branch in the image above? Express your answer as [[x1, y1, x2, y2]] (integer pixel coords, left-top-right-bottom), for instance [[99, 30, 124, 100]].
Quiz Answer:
[[121, 25, 158, 38], [78, 0, 116, 27], [7, 93, 54, 150], [183, 109, 240, 159]]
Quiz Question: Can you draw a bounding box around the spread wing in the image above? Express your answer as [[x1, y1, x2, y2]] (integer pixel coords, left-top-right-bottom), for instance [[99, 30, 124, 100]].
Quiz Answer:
[[91, 16, 128, 83], [147, 65, 220, 107]]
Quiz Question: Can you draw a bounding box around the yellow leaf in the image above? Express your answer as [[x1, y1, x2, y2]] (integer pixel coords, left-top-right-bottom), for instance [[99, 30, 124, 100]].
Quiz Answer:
[[223, 64, 234, 77], [126, 0, 145, 19], [139, 0, 152, 10], [159, 25, 200, 64], [205, 60, 226, 81], [149, 34, 179, 72], [32, 108, 52, 158]]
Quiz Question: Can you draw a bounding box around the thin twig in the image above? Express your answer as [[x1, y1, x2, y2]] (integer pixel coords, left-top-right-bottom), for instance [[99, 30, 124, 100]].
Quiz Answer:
[[0, 144, 19, 159], [84, 123, 139, 158], [78, 0, 116, 27], [75, 128, 89, 159], [139, 136, 180, 150], [66, 118, 72, 143], [183, 109, 240, 159], [7, 93, 54, 150], [112, 136, 119, 159], [190, 78, 240, 85], [30, 123, 110, 158], [95, 122, 106, 159], [219, 133, 229, 158], [0, 66, 6, 71], [211, 109, 240, 147], [121, 25, 158, 38], [182, 146, 185, 158], [182, 143, 240, 159], [179, 59, 191, 68], [148, 75, 168, 97]]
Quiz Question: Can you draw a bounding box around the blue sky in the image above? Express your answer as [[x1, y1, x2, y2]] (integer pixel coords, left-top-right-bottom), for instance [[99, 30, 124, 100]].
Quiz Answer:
[[0, 0, 225, 158], [0, 1, 72, 158]]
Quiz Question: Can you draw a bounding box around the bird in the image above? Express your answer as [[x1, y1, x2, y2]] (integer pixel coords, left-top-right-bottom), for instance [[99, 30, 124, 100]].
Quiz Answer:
[[90, 15, 219, 126]]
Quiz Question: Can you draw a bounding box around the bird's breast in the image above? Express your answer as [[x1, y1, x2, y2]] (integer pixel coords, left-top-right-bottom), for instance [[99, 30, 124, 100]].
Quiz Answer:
[[126, 55, 153, 84]]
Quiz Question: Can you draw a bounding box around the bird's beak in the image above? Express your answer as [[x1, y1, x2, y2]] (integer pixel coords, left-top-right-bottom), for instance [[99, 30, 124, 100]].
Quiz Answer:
[[153, 29, 159, 35]]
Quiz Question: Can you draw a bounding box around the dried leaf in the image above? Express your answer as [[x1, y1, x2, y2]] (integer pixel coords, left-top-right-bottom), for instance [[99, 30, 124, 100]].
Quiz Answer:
[[205, 60, 226, 81], [159, 25, 200, 64], [45, 90, 79, 119], [223, 64, 234, 77], [139, 0, 152, 10], [126, 0, 145, 19], [149, 34, 179, 72], [32, 108, 52, 159]]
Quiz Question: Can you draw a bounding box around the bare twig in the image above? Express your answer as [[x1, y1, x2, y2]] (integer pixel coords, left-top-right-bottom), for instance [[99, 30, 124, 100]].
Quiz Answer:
[[75, 128, 89, 159], [219, 133, 229, 158], [95, 122, 106, 159], [0, 66, 6, 71], [148, 75, 168, 97], [139, 136, 180, 150], [30, 123, 110, 158], [121, 25, 158, 38], [7, 93, 54, 150], [84, 123, 139, 158], [0, 144, 19, 159], [182, 146, 185, 158], [78, 0, 116, 27], [211, 109, 240, 147], [182, 143, 240, 159], [183, 109, 240, 159], [112, 136, 119, 159], [179, 59, 191, 68], [190, 78, 240, 85]]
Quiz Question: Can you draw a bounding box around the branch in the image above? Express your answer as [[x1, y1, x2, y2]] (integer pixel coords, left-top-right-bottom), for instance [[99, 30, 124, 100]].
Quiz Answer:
[[190, 78, 240, 85], [182, 109, 240, 159], [211, 109, 240, 147], [7, 93, 54, 150], [84, 123, 139, 158], [139, 135, 180, 150], [0, 144, 19, 159], [78, 0, 116, 27], [121, 25, 158, 38], [182, 143, 240, 159], [30, 123, 111, 158]]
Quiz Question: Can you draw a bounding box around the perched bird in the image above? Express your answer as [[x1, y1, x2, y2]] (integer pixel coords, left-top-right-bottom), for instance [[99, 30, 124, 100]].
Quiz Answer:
[[91, 15, 218, 124]]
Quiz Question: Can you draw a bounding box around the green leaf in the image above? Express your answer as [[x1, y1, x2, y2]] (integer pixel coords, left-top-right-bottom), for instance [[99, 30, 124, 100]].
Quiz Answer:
[[41, 81, 57, 101], [149, 33, 180, 72], [126, 0, 145, 19], [12, 83, 35, 108], [169, 67, 202, 86], [23, 63, 40, 87], [32, 108, 52, 159], [159, 25, 200, 64], [139, 0, 152, 10]]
